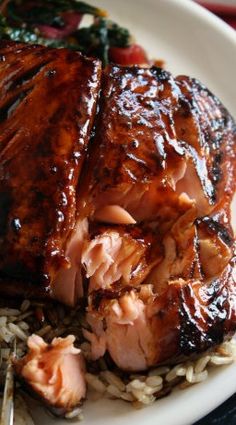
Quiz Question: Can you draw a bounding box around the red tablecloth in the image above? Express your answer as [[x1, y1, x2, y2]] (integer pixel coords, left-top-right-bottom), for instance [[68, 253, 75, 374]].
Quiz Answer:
[[197, 1, 236, 28]]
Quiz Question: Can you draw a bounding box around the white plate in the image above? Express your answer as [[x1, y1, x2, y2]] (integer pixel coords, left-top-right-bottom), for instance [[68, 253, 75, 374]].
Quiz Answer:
[[29, 1, 236, 424]]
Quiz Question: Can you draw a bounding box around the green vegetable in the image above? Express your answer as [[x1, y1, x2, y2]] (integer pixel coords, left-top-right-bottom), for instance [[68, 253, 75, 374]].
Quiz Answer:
[[0, 13, 39, 42], [107, 22, 131, 48], [75, 18, 131, 65], [6, 0, 106, 26], [0, 1, 133, 66], [0, 13, 76, 47]]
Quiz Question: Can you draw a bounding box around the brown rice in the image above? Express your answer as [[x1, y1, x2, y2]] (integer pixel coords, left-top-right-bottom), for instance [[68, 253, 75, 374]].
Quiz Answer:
[[0, 299, 235, 421]]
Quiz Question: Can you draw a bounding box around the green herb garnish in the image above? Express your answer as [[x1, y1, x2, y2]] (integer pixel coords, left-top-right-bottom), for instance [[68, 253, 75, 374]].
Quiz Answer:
[[0, 0, 133, 66], [75, 18, 131, 65], [6, 0, 107, 26]]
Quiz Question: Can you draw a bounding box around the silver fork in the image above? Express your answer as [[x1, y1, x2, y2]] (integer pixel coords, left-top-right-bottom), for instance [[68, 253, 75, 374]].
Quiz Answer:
[[0, 340, 16, 425]]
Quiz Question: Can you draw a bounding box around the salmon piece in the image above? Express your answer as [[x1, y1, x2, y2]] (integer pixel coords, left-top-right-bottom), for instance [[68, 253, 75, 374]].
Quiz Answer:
[[81, 224, 162, 293], [148, 207, 202, 294], [148, 204, 233, 296], [85, 258, 236, 371], [51, 218, 89, 305], [85, 180, 235, 370], [0, 40, 101, 302], [175, 76, 236, 215], [79, 66, 191, 224], [94, 205, 136, 225], [14, 335, 86, 411], [197, 215, 233, 278], [79, 66, 236, 227], [85, 200, 236, 371], [0, 42, 235, 371], [84, 287, 155, 370]]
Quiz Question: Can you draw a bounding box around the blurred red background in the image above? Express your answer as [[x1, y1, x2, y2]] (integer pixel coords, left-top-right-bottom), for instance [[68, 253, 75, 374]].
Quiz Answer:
[[196, 1, 236, 28]]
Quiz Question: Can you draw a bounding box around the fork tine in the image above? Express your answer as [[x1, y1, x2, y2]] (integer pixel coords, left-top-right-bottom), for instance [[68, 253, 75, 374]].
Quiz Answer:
[[0, 341, 15, 425]]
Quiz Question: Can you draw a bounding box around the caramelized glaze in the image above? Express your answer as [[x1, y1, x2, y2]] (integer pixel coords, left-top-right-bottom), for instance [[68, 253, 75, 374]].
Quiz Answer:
[[0, 40, 101, 289]]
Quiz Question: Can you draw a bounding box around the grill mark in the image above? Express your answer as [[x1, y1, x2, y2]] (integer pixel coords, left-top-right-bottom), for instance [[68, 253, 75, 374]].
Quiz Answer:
[[0, 130, 22, 164], [196, 217, 233, 247], [8, 59, 52, 92], [179, 279, 226, 354], [0, 129, 18, 149], [210, 152, 223, 185], [0, 87, 33, 123]]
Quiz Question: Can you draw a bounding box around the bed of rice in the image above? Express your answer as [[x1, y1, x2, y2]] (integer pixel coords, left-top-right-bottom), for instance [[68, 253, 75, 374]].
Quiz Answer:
[[0, 299, 235, 423]]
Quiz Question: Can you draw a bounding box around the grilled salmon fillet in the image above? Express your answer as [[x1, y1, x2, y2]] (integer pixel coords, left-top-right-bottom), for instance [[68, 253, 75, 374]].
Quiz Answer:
[[0, 40, 101, 299], [81, 67, 236, 369], [79, 66, 191, 225], [0, 40, 235, 375], [79, 66, 235, 227], [85, 201, 236, 370]]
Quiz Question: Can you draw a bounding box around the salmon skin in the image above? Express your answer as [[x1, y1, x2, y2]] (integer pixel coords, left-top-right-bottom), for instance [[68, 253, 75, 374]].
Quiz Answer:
[[0, 40, 101, 293]]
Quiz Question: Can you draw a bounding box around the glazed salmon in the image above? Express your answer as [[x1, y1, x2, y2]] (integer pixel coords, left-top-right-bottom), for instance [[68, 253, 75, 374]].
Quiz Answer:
[[14, 335, 86, 410], [0, 40, 235, 372], [148, 207, 233, 294], [174, 75, 236, 215], [79, 66, 192, 225], [0, 40, 101, 302], [81, 66, 235, 371], [85, 198, 235, 371], [79, 66, 235, 227], [85, 257, 236, 371]]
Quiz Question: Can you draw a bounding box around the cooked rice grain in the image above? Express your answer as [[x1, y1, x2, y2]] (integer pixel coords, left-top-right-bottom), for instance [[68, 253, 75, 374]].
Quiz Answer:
[[0, 299, 235, 419], [145, 376, 163, 387], [100, 371, 126, 391], [85, 373, 107, 393], [0, 308, 21, 316], [20, 300, 31, 313], [8, 323, 28, 341], [194, 355, 211, 373], [209, 355, 234, 365]]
